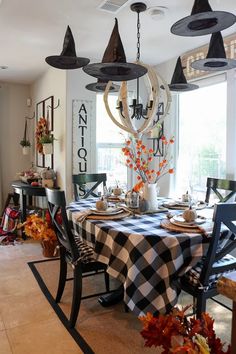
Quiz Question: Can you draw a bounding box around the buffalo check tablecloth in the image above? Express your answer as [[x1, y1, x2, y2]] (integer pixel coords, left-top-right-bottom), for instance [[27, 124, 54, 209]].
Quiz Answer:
[[67, 198, 210, 316]]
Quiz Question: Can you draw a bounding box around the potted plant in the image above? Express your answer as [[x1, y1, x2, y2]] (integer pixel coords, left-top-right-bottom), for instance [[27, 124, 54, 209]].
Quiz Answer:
[[39, 134, 55, 155], [20, 139, 31, 155], [20, 120, 31, 155]]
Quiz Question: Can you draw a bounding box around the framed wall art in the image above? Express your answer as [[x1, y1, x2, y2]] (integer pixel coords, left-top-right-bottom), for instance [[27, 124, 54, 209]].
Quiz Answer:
[[36, 95, 54, 169]]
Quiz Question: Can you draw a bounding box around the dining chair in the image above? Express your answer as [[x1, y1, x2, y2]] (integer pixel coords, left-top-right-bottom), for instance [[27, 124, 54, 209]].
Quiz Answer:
[[45, 188, 110, 328], [205, 177, 236, 204], [180, 202, 236, 318], [72, 173, 107, 200]]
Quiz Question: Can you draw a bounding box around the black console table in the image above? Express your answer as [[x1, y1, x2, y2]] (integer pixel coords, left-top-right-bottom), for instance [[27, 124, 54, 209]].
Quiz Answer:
[[11, 180, 46, 224]]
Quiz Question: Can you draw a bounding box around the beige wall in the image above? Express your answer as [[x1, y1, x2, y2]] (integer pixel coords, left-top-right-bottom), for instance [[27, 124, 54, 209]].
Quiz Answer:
[[30, 67, 67, 191], [0, 82, 31, 211]]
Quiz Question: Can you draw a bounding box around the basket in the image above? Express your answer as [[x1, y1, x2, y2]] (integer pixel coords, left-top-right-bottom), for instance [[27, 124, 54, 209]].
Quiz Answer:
[[41, 239, 59, 258]]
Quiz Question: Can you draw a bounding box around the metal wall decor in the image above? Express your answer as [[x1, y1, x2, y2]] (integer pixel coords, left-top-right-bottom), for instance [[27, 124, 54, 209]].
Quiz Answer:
[[45, 26, 90, 70], [36, 96, 56, 169], [171, 0, 236, 37], [148, 102, 165, 157]]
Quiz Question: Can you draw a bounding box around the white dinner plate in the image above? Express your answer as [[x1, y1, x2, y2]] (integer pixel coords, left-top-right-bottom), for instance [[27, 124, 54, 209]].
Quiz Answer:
[[170, 215, 206, 227], [174, 200, 190, 206], [90, 207, 123, 215]]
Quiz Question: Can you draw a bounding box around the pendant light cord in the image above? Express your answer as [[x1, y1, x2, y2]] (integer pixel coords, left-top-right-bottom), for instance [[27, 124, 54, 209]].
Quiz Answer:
[[136, 10, 141, 62]]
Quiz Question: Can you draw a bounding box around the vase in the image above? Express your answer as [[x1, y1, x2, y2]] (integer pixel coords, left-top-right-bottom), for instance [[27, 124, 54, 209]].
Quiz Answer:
[[43, 143, 53, 155], [41, 239, 59, 258], [143, 182, 159, 211], [22, 146, 30, 155]]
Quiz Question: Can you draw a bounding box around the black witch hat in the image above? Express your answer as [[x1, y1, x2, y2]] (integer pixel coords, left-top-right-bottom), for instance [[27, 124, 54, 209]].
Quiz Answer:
[[45, 26, 90, 69], [169, 57, 199, 92], [191, 32, 236, 71], [83, 18, 147, 82], [171, 0, 236, 37], [85, 79, 120, 93]]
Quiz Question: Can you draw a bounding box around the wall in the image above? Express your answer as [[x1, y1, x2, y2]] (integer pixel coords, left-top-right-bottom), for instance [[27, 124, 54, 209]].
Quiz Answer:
[[0, 82, 31, 211], [30, 67, 67, 191]]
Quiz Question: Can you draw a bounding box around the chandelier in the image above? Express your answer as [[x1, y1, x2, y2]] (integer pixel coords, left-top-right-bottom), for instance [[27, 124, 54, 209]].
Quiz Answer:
[[102, 3, 171, 137]]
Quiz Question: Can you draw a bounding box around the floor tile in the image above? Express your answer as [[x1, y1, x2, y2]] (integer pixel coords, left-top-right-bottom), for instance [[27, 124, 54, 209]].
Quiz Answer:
[[0, 314, 5, 331], [7, 318, 82, 354], [0, 330, 13, 354], [0, 292, 55, 329]]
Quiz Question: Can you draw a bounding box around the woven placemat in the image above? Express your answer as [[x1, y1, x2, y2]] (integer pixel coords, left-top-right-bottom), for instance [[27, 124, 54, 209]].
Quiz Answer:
[[87, 211, 131, 220], [162, 202, 206, 211], [160, 218, 209, 234]]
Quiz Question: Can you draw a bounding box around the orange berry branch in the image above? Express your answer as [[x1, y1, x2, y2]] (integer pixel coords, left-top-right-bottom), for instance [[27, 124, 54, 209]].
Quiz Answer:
[[122, 136, 174, 188]]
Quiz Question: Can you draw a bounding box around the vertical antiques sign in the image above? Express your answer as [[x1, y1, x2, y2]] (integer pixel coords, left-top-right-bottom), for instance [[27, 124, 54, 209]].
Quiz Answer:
[[72, 99, 94, 174]]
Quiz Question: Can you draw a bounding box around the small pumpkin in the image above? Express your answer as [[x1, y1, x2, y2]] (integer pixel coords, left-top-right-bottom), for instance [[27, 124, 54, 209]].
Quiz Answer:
[[113, 186, 122, 196], [96, 198, 108, 211], [182, 206, 197, 222]]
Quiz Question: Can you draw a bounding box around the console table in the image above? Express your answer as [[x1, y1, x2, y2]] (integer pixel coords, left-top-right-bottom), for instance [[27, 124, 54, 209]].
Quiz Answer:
[[11, 180, 46, 223]]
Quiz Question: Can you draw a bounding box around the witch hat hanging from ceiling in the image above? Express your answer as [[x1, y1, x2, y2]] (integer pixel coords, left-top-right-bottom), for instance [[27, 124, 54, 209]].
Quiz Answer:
[[191, 32, 236, 71], [45, 26, 90, 69], [83, 18, 147, 81], [171, 0, 236, 37], [169, 56, 199, 92], [85, 79, 120, 93]]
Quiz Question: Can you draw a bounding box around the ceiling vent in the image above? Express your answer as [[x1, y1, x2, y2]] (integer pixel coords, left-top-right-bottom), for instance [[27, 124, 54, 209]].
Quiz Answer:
[[98, 0, 131, 14]]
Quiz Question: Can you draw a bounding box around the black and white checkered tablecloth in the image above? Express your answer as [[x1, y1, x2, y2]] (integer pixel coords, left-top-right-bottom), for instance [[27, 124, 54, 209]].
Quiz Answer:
[[67, 198, 210, 316]]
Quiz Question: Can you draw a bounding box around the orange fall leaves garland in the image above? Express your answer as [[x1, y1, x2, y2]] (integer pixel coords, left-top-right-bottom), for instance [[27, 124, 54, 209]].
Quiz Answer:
[[21, 212, 57, 241], [139, 306, 230, 354]]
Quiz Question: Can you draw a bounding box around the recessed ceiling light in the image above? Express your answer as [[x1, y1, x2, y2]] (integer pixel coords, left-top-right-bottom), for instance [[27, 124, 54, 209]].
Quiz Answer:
[[147, 6, 168, 21], [0, 66, 8, 69]]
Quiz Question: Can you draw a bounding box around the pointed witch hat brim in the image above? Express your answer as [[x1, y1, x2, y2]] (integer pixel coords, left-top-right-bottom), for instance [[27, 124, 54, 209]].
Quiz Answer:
[[171, 0, 236, 37], [45, 26, 90, 69], [85, 79, 120, 92], [191, 32, 236, 71], [83, 18, 147, 81], [169, 57, 199, 92]]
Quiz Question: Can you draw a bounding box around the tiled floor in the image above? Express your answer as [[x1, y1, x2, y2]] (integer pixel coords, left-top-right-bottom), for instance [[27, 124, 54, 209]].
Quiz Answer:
[[0, 241, 83, 354], [0, 240, 233, 353]]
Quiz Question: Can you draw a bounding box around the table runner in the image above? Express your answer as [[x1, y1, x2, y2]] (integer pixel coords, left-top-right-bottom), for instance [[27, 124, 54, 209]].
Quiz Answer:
[[67, 198, 210, 316]]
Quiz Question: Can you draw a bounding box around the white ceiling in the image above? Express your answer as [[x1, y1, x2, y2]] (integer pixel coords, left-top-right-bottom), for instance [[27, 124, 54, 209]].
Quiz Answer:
[[0, 0, 236, 84]]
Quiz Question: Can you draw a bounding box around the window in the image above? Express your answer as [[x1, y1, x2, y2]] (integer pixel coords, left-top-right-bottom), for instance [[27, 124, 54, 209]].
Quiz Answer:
[[177, 77, 227, 201], [96, 94, 128, 190]]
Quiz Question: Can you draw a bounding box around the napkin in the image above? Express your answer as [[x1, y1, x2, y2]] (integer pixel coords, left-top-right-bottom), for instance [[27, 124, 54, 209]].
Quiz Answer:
[[74, 207, 132, 223]]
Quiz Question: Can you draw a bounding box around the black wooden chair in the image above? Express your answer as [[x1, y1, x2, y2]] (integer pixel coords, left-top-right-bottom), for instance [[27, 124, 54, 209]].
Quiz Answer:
[[72, 173, 107, 200], [180, 202, 236, 318], [45, 188, 110, 328], [205, 177, 236, 204]]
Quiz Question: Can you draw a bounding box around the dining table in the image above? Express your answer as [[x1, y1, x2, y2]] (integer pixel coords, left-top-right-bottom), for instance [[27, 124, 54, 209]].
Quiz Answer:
[[67, 198, 212, 317]]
